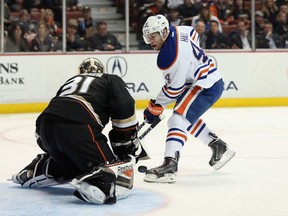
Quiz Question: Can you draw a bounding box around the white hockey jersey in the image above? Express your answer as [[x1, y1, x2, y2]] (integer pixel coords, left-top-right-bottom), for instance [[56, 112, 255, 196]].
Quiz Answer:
[[155, 25, 222, 107]]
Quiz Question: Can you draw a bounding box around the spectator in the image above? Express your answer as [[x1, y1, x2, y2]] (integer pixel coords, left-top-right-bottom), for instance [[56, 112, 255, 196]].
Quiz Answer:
[[272, 11, 288, 37], [143, 0, 167, 16], [31, 21, 54, 52], [77, 6, 94, 38], [261, 0, 279, 23], [255, 10, 265, 36], [66, 19, 86, 51], [276, 0, 288, 8], [139, 0, 168, 26], [278, 3, 288, 16], [130, 0, 152, 40], [40, 8, 62, 38], [206, 20, 228, 49], [6, 0, 24, 12], [195, 19, 207, 49], [191, 3, 223, 32], [167, 7, 184, 26], [228, 20, 252, 49], [66, 0, 79, 11], [41, 0, 63, 23], [256, 20, 285, 48], [5, 22, 28, 52], [13, 9, 37, 34], [227, 0, 251, 25], [209, 0, 231, 25], [4, 2, 11, 31], [87, 21, 122, 51], [177, 0, 200, 26], [165, 0, 183, 9]]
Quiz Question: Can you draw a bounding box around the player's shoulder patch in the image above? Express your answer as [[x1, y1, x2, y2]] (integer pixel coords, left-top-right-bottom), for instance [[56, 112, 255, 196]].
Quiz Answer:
[[157, 26, 178, 70]]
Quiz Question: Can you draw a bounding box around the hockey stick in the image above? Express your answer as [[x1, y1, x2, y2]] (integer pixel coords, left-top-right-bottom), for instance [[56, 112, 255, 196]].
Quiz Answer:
[[137, 114, 165, 141], [137, 120, 147, 132], [133, 114, 165, 161]]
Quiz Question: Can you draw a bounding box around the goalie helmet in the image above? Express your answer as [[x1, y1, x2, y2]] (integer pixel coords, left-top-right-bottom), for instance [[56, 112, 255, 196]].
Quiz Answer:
[[142, 14, 170, 44], [78, 57, 104, 74]]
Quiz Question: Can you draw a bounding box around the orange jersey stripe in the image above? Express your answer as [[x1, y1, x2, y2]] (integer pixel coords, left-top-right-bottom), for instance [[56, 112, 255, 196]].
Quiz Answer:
[[163, 86, 184, 95], [196, 63, 215, 80], [192, 32, 197, 41], [87, 124, 107, 161], [176, 86, 201, 115], [75, 100, 97, 122]]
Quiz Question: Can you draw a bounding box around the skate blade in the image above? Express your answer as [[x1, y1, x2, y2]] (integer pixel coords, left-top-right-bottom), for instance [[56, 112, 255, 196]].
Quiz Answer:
[[213, 149, 236, 170], [144, 173, 176, 184]]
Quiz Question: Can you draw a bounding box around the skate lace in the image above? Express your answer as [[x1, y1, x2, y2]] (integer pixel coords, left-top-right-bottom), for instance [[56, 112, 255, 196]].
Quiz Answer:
[[156, 158, 175, 169]]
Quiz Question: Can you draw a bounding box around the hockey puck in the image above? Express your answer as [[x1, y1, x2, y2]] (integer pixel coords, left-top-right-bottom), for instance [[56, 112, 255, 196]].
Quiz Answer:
[[138, 165, 147, 173]]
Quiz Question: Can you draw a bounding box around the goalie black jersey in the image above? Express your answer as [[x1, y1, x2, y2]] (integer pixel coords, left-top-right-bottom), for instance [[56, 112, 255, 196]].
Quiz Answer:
[[39, 73, 136, 129]]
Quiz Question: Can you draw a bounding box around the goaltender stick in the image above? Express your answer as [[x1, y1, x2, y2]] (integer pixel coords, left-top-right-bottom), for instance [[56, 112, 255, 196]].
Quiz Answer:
[[11, 57, 147, 204]]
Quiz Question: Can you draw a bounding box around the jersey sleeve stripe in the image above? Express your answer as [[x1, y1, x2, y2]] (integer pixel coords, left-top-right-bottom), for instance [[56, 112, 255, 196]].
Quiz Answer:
[[161, 85, 185, 99], [194, 60, 216, 81], [198, 68, 217, 80], [67, 96, 103, 127]]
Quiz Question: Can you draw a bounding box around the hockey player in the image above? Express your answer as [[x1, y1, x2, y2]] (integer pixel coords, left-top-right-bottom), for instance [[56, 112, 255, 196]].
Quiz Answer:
[[142, 14, 236, 183], [11, 57, 146, 204]]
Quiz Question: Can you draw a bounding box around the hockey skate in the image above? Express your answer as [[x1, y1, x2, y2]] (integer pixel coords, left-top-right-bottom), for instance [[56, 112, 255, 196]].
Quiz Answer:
[[11, 153, 59, 188], [144, 152, 179, 183], [208, 133, 236, 170]]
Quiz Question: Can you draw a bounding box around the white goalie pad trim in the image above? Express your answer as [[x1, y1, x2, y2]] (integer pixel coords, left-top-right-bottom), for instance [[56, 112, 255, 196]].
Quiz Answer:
[[71, 179, 106, 204]]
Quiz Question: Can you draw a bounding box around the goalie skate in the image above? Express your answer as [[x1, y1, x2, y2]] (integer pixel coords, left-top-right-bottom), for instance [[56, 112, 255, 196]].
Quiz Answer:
[[208, 133, 236, 170], [11, 153, 59, 188]]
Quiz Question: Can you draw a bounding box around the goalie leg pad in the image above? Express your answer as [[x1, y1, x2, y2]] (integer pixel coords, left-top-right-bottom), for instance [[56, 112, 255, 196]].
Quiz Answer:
[[11, 153, 59, 188], [71, 156, 136, 204], [71, 167, 117, 204]]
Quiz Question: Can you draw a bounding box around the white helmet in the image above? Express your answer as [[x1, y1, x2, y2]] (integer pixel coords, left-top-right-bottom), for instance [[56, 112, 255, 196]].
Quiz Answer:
[[78, 57, 104, 74], [142, 14, 169, 44]]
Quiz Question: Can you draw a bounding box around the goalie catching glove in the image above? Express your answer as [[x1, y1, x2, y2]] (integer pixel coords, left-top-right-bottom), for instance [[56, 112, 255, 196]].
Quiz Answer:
[[144, 99, 164, 124]]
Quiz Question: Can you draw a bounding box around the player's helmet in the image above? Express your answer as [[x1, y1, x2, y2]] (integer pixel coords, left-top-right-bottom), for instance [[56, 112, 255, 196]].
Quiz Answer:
[[78, 57, 104, 74], [142, 14, 170, 44]]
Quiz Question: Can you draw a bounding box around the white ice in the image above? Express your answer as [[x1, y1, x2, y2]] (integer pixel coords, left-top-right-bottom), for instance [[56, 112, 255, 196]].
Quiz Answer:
[[1, 107, 288, 216]]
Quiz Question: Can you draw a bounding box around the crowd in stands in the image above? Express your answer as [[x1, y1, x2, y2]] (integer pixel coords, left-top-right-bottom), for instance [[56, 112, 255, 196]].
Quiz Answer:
[[131, 0, 288, 49], [2, 0, 288, 52], [3, 0, 122, 52]]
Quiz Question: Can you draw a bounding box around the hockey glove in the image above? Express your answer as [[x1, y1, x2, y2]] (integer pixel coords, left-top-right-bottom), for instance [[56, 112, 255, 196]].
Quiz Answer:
[[143, 99, 164, 124], [109, 126, 139, 161]]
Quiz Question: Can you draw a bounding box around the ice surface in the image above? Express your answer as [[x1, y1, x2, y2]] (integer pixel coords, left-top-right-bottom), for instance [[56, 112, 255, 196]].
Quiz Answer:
[[1, 107, 288, 216]]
